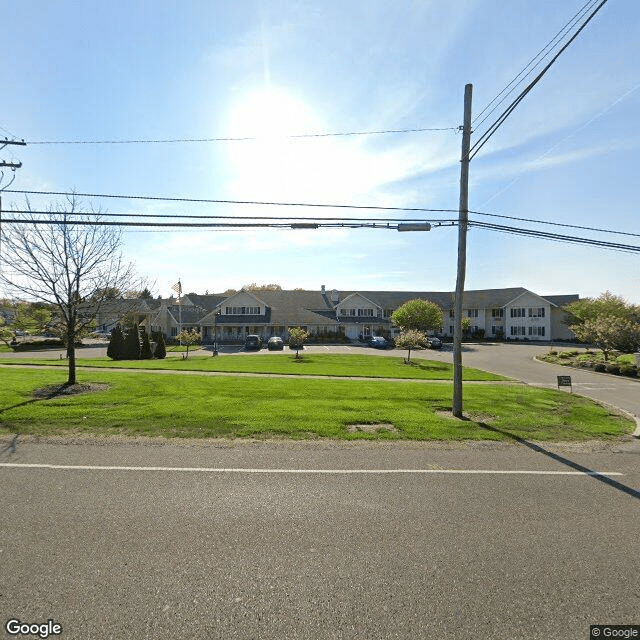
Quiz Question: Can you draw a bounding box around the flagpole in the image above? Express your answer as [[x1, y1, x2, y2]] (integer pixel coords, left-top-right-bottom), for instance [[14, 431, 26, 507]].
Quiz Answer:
[[178, 280, 182, 342]]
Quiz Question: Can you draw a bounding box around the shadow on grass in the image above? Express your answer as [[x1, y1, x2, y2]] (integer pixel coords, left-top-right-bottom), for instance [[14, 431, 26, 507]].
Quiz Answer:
[[470, 418, 640, 501], [0, 382, 80, 416]]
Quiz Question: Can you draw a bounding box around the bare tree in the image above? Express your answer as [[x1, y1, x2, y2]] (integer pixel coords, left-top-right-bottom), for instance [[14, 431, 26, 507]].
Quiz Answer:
[[0, 195, 142, 385]]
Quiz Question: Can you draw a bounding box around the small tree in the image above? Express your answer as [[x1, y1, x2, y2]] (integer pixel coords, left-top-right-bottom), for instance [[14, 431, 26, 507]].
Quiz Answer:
[[288, 327, 309, 359], [107, 326, 125, 360], [564, 292, 640, 358], [461, 317, 472, 339], [154, 333, 167, 359], [572, 315, 640, 361], [175, 328, 201, 359], [140, 330, 153, 359], [391, 299, 443, 333], [0, 195, 141, 384], [394, 329, 428, 364], [123, 323, 141, 360]]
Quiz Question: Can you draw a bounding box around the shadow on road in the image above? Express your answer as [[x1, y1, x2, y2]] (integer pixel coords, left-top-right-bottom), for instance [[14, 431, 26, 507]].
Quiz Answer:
[[476, 420, 640, 501]]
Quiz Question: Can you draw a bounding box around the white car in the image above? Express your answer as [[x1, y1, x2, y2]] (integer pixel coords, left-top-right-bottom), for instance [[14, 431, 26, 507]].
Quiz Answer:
[[92, 329, 112, 338]]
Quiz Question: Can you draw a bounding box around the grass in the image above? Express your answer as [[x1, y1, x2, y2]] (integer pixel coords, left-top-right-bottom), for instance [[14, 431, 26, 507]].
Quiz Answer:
[[0, 368, 632, 441], [0, 353, 507, 381]]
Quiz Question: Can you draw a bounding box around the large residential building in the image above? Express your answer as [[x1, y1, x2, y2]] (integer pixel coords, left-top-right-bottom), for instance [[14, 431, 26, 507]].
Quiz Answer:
[[109, 285, 577, 343]]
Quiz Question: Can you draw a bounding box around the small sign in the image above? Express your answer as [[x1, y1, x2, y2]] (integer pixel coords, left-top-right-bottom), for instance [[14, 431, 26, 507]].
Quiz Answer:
[[557, 375, 572, 391]]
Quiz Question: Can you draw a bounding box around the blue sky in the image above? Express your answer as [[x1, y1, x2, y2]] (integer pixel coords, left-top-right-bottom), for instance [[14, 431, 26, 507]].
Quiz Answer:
[[2, 1, 639, 302]]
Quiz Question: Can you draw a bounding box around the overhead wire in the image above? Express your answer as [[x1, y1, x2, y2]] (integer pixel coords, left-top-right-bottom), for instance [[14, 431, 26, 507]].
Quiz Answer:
[[3, 189, 460, 214], [473, 0, 600, 129], [25, 126, 458, 145], [2, 211, 638, 253], [5, 206, 639, 239], [468, 0, 610, 161]]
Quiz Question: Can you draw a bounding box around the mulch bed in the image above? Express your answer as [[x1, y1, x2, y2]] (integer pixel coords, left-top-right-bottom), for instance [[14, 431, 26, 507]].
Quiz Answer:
[[33, 383, 110, 399]]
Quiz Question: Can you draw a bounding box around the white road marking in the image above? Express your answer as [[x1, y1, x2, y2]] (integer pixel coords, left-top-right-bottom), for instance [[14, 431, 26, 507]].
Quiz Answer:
[[0, 463, 622, 476]]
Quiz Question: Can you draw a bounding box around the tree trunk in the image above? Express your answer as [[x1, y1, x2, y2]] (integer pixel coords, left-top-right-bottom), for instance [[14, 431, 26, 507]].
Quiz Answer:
[[67, 324, 77, 385]]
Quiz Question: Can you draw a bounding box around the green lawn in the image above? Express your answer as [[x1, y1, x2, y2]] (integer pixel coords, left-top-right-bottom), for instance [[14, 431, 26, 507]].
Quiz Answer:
[[0, 368, 631, 441], [0, 353, 507, 381]]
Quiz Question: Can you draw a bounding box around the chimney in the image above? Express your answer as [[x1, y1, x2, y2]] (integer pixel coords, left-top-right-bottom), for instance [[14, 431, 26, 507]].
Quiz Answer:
[[321, 285, 326, 294]]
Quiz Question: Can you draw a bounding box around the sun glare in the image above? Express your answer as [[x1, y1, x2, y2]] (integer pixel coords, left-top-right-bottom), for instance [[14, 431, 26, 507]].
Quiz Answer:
[[228, 88, 317, 139]]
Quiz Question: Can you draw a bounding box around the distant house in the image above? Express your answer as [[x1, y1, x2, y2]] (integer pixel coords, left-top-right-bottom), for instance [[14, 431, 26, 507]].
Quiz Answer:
[[93, 298, 154, 333], [102, 286, 578, 344]]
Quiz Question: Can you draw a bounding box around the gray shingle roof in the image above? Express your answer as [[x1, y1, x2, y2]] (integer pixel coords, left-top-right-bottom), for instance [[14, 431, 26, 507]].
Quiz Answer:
[[197, 287, 578, 327]]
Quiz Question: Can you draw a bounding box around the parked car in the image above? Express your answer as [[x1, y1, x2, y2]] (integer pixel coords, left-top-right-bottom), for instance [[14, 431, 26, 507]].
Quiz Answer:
[[368, 336, 390, 349], [92, 329, 112, 338], [267, 336, 284, 351], [426, 336, 442, 349], [244, 335, 263, 351]]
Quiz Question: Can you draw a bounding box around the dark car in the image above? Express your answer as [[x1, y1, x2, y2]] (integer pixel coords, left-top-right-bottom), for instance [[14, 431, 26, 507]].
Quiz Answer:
[[368, 336, 389, 349], [267, 336, 284, 351], [426, 336, 442, 349], [244, 335, 262, 351]]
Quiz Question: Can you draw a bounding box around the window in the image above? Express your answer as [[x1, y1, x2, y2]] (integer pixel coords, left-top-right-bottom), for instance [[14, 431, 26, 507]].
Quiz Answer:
[[528, 307, 545, 318], [358, 308, 374, 317], [510, 308, 525, 318], [492, 308, 503, 318], [449, 310, 455, 318], [510, 326, 526, 336], [467, 309, 478, 318], [384, 309, 393, 318], [225, 305, 260, 315], [449, 326, 454, 334], [528, 326, 546, 336]]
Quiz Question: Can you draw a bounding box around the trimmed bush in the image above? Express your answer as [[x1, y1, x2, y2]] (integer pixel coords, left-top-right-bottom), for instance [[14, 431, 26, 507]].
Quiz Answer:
[[123, 323, 141, 360], [619, 365, 638, 378], [11, 339, 65, 351], [593, 363, 607, 372], [605, 363, 620, 375], [154, 333, 166, 359], [140, 331, 153, 360], [107, 326, 125, 360]]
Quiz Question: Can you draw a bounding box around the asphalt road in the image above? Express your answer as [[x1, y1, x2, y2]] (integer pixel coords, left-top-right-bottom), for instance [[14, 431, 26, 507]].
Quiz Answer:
[[1, 342, 639, 639], [1, 438, 640, 640]]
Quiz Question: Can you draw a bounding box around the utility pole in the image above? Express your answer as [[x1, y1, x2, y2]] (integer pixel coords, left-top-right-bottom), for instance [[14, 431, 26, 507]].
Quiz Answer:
[[452, 84, 473, 418], [0, 137, 26, 169]]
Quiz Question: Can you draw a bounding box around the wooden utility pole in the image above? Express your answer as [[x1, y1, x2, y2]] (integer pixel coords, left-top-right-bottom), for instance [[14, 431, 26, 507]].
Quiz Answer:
[[453, 84, 473, 418]]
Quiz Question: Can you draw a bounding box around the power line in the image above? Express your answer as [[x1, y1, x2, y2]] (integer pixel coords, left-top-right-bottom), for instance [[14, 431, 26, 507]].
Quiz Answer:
[[2, 211, 638, 252], [5, 193, 637, 239], [469, 220, 640, 254], [473, 0, 599, 129], [26, 126, 458, 145], [5, 208, 457, 224], [4, 189, 461, 214], [468, 0, 610, 161], [469, 210, 640, 238]]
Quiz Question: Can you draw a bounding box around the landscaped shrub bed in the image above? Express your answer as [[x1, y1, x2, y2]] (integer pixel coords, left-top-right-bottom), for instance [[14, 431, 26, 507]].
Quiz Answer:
[[539, 349, 639, 379], [11, 339, 66, 351]]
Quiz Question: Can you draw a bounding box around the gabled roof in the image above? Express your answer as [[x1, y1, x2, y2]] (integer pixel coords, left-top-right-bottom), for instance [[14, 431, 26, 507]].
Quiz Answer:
[[542, 294, 579, 308], [217, 290, 268, 309], [337, 292, 382, 309]]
